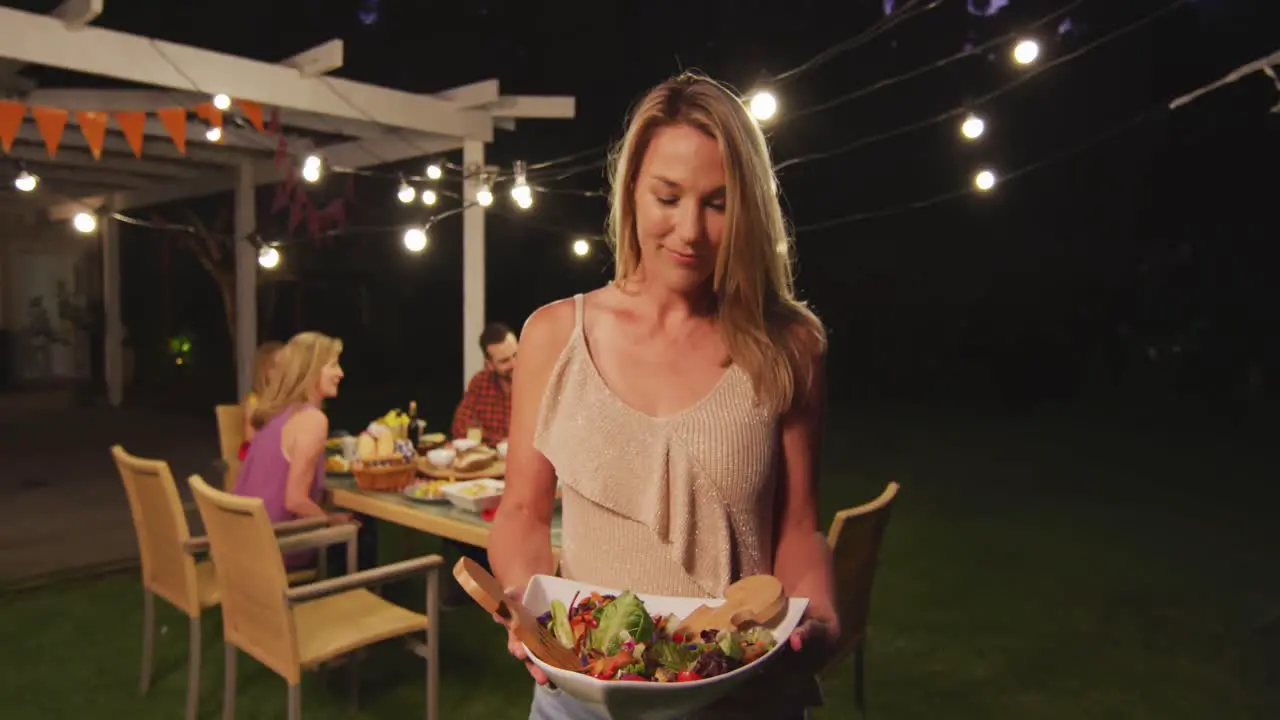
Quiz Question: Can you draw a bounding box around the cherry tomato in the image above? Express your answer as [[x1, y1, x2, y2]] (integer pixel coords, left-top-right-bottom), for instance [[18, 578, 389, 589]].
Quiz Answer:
[[672, 632, 685, 643], [676, 670, 702, 682], [619, 673, 646, 681]]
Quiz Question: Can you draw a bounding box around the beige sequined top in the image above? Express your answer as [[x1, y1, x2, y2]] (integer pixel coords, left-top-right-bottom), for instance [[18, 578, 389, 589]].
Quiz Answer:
[[534, 293, 781, 598]]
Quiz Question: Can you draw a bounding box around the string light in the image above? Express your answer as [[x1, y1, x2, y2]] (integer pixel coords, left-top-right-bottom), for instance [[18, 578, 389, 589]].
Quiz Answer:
[[425, 163, 443, 180], [73, 211, 97, 234], [403, 227, 428, 253], [973, 169, 997, 192], [212, 93, 232, 111], [748, 89, 778, 123], [960, 113, 986, 140], [14, 170, 38, 192], [510, 161, 533, 209], [421, 188, 438, 206], [572, 238, 591, 257], [1013, 39, 1040, 65], [475, 175, 494, 208], [301, 154, 322, 183], [257, 245, 280, 269], [205, 126, 222, 143], [397, 182, 416, 204]]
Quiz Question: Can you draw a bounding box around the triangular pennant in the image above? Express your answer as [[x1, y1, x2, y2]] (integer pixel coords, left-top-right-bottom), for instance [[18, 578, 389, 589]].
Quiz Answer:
[[274, 132, 287, 166], [155, 107, 188, 154], [306, 204, 321, 238], [193, 102, 223, 128], [31, 106, 69, 158], [112, 111, 147, 157], [0, 101, 25, 153], [288, 190, 309, 233], [273, 165, 297, 214], [237, 99, 265, 132], [267, 107, 281, 135], [75, 111, 110, 160]]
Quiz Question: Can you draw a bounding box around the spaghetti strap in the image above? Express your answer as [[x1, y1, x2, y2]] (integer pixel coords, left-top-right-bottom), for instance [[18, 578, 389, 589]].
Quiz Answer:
[[572, 293, 584, 334]]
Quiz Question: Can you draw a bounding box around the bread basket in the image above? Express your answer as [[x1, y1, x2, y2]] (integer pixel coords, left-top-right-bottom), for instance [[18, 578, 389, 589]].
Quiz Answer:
[[351, 456, 416, 492]]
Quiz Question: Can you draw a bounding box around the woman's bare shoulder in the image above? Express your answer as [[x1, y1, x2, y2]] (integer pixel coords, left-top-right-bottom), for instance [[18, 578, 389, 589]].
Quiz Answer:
[[521, 287, 614, 359]]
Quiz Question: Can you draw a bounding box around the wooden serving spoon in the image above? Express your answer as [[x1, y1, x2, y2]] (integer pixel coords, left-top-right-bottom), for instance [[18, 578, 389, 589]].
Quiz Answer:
[[675, 575, 788, 635], [452, 557, 582, 671]]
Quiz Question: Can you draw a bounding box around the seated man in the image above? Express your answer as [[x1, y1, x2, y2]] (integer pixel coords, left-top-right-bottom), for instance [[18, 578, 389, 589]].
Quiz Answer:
[[444, 322, 517, 607], [451, 322, 517, 445]]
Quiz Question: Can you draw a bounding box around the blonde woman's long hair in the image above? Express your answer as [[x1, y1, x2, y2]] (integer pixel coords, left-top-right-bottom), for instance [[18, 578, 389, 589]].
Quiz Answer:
[[606, 72, 826, 414], [251, 331, 343, 430], [250, 340, 284, 397]]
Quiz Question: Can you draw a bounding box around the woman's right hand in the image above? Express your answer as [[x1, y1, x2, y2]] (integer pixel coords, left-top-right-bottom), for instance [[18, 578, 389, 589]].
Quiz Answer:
[[495, 589, 549, 685]]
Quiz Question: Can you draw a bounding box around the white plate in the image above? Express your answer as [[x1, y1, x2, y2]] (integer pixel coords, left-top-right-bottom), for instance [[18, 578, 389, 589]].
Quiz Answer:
[[521, 574, 808, 720], [438, 478, 503, 513], [401, 482, 451, 503]]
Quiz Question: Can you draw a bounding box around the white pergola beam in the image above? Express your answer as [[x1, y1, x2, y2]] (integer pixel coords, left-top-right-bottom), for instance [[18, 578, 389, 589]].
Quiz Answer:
[[282, 39, 344, 78], [5, 145, 204, 179], [29, 165, 158, 190], [0, 6, 494, 141], [8, 125, 271, 165], [52, 0, 103, 28], [488, 96, 576, 120], [435, 80, 500, 108]]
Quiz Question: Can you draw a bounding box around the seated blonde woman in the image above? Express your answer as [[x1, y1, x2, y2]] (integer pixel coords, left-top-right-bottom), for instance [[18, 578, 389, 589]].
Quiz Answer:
[[235, 332, 352, 570], [238, 340, 283, 460]]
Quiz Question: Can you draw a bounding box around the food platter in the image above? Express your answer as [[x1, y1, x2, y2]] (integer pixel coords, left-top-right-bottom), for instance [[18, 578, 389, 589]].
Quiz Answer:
[[402, 478, 455, 503], [417, 458, 506, 480]]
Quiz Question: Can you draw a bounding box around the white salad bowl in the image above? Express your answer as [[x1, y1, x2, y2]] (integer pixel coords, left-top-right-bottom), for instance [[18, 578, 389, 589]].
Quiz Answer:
[[520, 574, 808, 720], [425, 447, 456, 468]]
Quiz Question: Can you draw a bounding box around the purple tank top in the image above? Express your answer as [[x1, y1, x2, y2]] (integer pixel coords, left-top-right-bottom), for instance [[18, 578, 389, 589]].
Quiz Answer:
[[234, 404, 327, 569]]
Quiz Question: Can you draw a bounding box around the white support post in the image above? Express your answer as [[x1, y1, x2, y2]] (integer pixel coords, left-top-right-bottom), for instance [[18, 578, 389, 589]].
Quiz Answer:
[[233, 162, 257, 399], [462, 140, 486, 390], [100, 203, 123, 407]]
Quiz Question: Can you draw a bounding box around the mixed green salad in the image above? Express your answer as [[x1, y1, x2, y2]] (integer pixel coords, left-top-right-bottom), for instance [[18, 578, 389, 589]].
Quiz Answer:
[[535, 590, 777, 682]]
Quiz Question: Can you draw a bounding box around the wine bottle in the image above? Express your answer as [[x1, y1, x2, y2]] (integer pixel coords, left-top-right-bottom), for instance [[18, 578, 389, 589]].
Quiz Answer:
[[407, 400, 421, 448]]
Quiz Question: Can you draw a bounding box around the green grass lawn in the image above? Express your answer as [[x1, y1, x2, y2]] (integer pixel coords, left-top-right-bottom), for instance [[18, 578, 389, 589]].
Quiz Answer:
[[1, 407, 1276, 719]]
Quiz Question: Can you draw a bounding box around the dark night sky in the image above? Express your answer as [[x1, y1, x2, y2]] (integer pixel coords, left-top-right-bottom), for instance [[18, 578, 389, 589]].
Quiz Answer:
[[8, 0, 1276, 414]]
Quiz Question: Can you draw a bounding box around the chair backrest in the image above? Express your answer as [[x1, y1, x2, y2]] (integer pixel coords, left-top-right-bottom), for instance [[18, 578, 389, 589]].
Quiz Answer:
[[214, 403, 244, 492], [826, 481, 900, 670], [187, 474, 301, 682], [111, 445, 201, 617]]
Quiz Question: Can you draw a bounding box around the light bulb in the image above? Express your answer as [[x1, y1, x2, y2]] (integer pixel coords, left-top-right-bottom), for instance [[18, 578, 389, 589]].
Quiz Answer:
[[205, 126, 223, 142], [511, 182, 533, 209], [749, 90, 778, 122], [426, 164, 442, 180], [73, 211, 97, 234], [960, 114, 985, 140], [476, 186, 494, 207], [301, 162, 321, 183], [421, 188, 438, 206], [403, 227, 428, 252], [572, 238, 590, 257], [973, 169, 997, 192], [14, 171, 38, 192], [212, 93, 232, 111], [397, 183, 416, 204], [258, 246, 280, 269], [1013, 39, 1040, 65]]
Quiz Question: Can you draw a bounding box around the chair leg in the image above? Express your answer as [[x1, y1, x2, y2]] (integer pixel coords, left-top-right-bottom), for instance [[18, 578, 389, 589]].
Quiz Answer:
[[854, 642, 867, 717], [139, 590, 155, 695], [222, 644, 237, 720], [287, 683, 302, 720], [186, 615, 202, 720], [426, 567, 439, 720], [349, 650, 361, 714]]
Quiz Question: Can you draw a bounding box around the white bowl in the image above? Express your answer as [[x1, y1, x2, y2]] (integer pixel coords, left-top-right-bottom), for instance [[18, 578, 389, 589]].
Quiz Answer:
[[425, 447, 456, 468], [452, 438, 480, 452], [439, 478, 503, 513], [521, 574, 808, 720], [496, 439, 508, 459]]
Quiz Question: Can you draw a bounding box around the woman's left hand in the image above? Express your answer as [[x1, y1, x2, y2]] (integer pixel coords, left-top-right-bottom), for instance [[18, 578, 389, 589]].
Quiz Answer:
[[787, 605, 841, 672]]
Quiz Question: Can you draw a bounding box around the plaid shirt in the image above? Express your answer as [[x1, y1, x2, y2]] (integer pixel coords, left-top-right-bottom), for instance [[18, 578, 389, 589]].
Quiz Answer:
[[451, 370, 511, 445]]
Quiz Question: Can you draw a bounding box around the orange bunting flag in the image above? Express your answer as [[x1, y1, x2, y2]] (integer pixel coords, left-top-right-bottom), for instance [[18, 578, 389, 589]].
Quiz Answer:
[[31, 106, 69, 158], [193, 102, 224, 129], [0, 100, 25, 153], [113, 111, 147, 158], [237, 99, 266, 132], [156, 107, 188, 155], [76, 111, 110, 159]]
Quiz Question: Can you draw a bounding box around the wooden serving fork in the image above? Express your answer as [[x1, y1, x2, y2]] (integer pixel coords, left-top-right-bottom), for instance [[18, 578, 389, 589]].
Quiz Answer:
[[453, 557, 582, 671], [675, 575, 788, 635]]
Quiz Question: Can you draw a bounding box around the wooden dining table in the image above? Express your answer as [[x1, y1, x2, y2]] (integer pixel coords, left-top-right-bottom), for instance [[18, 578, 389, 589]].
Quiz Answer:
[[324, 473, 563, 551]]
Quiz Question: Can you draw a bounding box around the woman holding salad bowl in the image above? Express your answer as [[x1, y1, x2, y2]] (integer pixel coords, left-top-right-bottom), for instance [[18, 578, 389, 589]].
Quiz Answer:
[[488, 72, 838, 719]]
